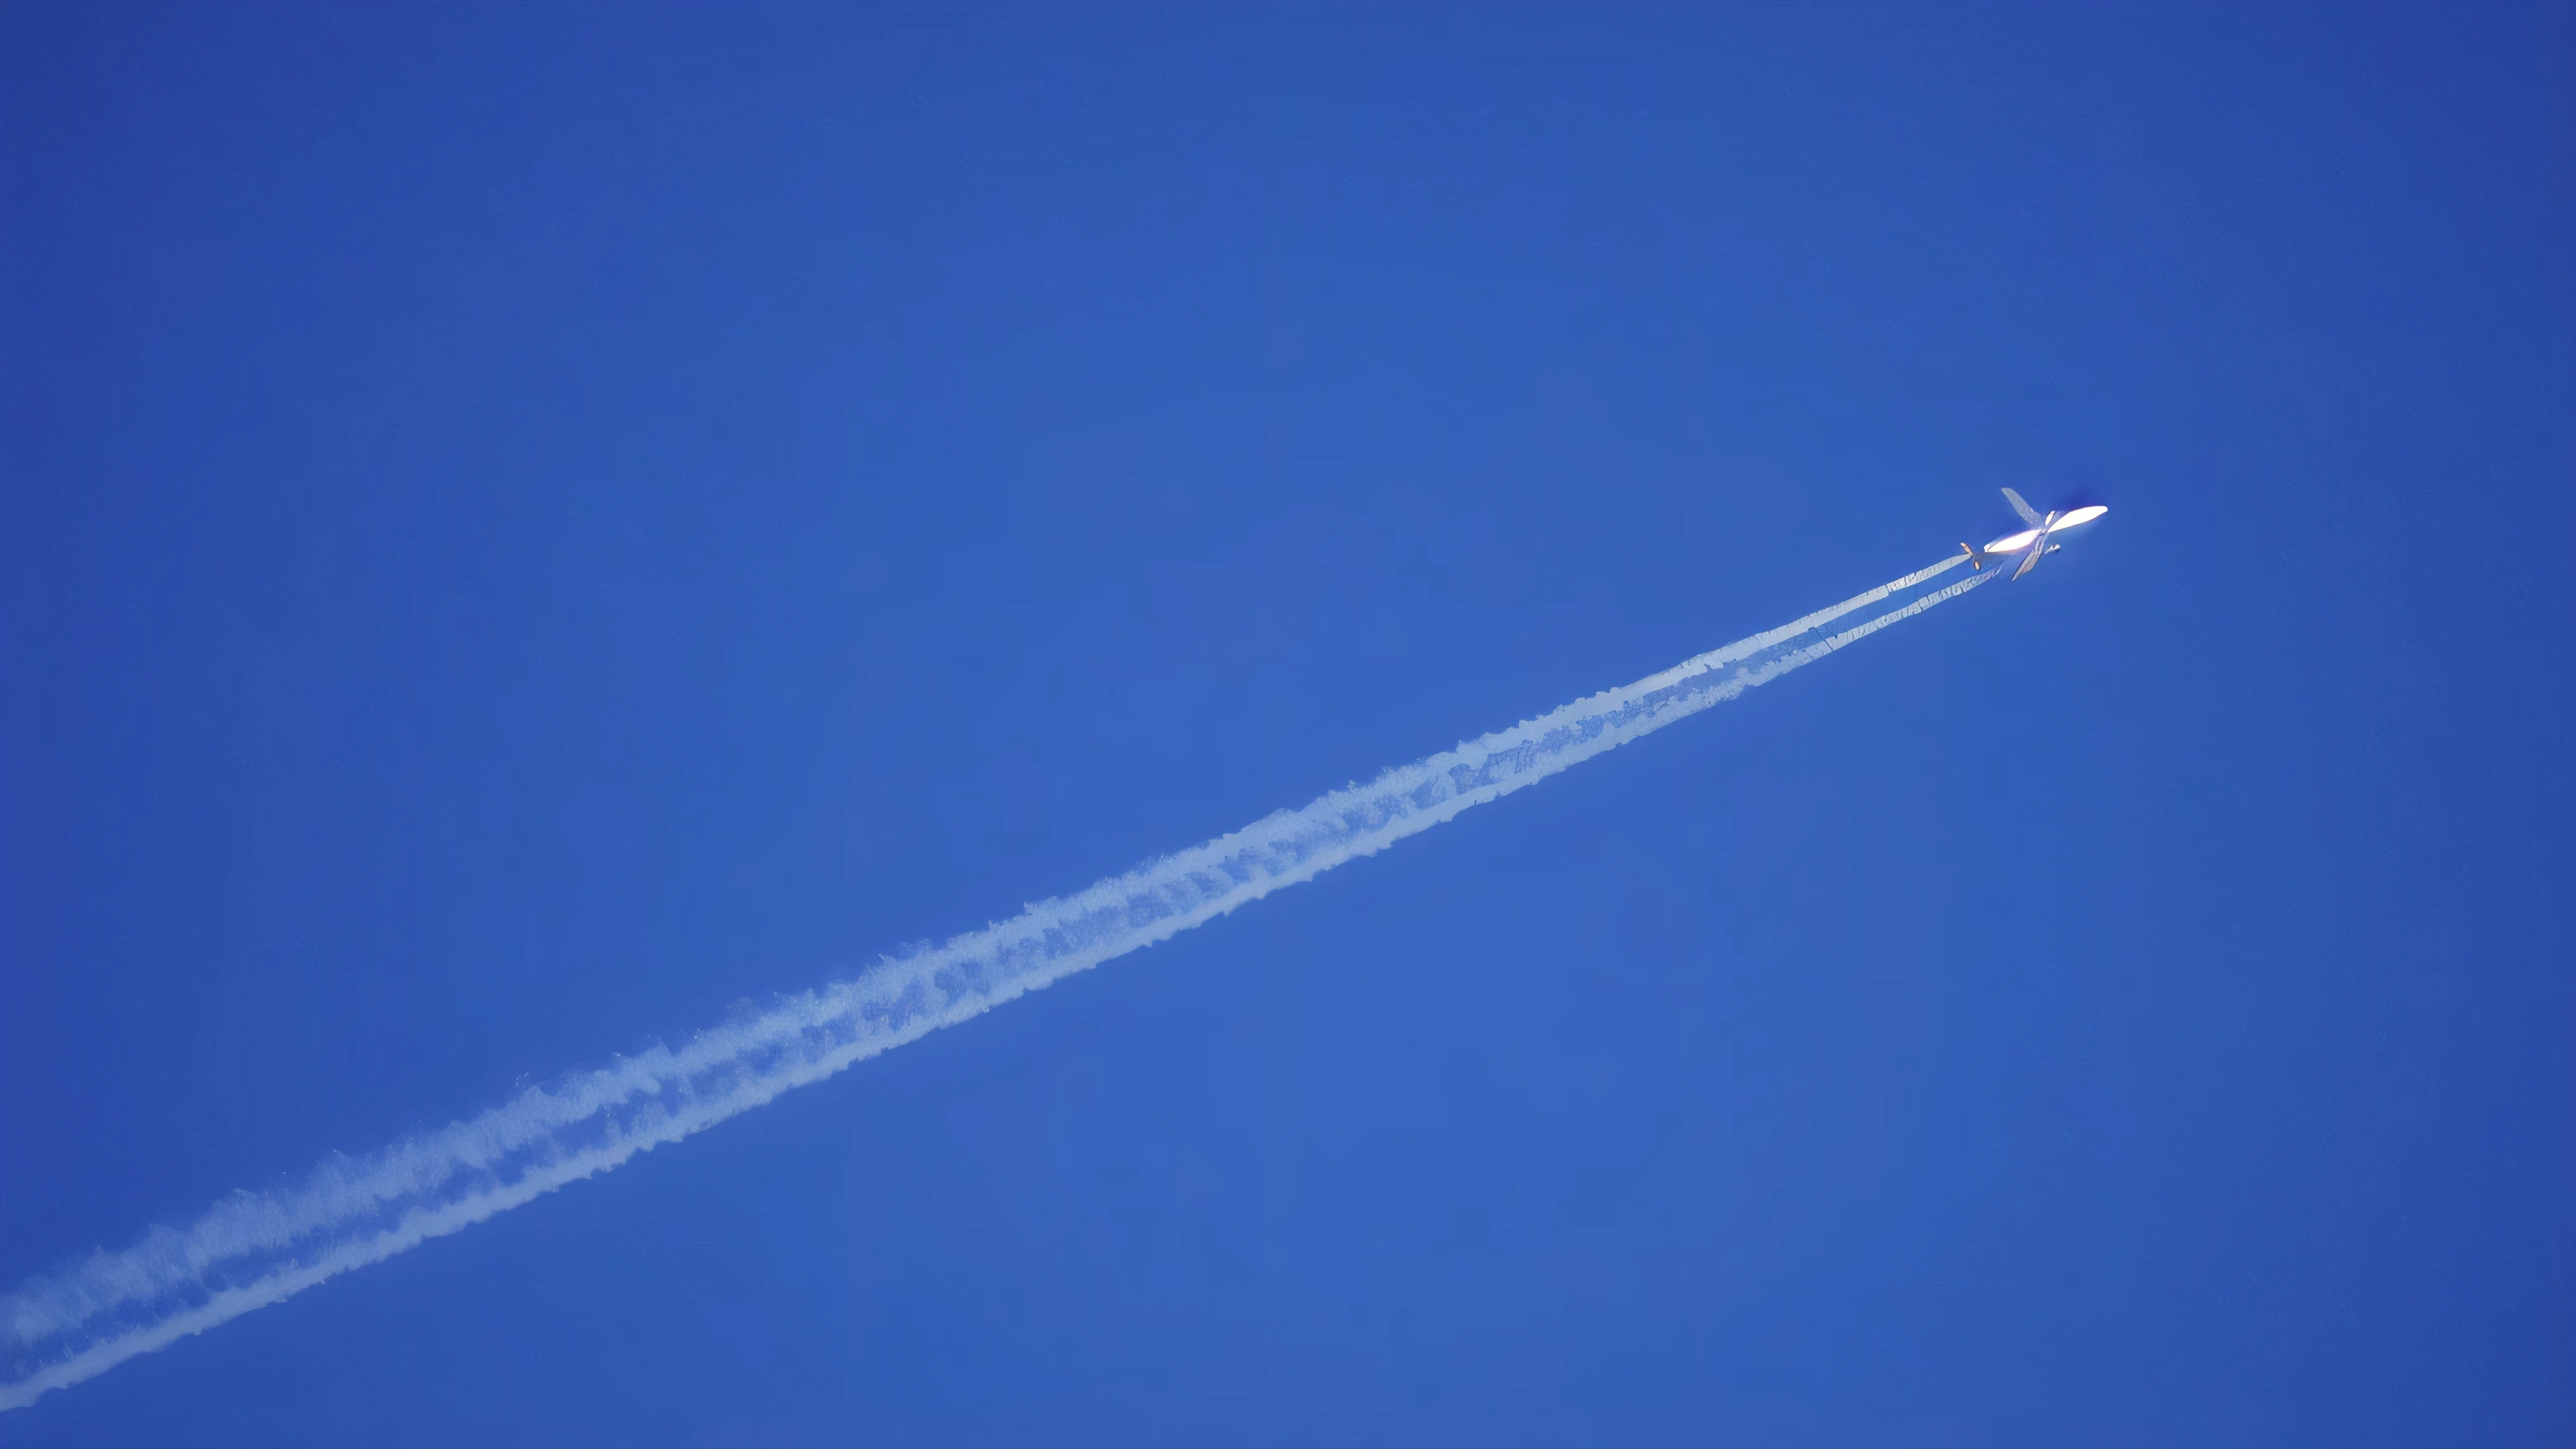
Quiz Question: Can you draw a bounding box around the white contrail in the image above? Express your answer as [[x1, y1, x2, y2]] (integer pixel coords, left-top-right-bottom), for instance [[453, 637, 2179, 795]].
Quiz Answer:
[[1, 552, 1991, 1410]]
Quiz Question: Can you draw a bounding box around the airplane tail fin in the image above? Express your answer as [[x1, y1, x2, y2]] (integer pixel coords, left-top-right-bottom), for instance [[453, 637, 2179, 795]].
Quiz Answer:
[[1960, 541, 1987, 569], [2001, 487, 2044, 527]]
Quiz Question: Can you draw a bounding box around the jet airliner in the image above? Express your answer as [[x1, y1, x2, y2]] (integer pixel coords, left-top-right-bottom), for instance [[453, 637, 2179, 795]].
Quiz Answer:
[[1961, 488, 2110, 579]]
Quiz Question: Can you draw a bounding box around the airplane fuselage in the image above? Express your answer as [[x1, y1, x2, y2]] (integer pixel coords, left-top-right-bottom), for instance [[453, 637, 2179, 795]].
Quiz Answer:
[[1980, 496, 2107, 580]]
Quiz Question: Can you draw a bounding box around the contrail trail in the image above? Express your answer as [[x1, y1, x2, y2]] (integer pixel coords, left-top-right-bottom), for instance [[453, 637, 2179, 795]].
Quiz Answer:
[[2, 551, 1991, 1410]]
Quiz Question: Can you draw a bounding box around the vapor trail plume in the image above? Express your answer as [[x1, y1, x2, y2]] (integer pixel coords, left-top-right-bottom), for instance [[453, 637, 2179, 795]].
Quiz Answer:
[[2, 553, 1989, 1410]]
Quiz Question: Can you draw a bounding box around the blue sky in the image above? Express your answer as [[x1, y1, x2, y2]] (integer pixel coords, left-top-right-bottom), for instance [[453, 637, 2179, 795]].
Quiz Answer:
[[3, 3, 2570, 1443]]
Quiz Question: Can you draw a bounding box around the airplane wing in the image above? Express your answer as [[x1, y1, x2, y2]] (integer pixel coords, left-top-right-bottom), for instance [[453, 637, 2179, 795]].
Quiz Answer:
[[2001, 487, 2044, 527], [2010, 510, 2057, 579]]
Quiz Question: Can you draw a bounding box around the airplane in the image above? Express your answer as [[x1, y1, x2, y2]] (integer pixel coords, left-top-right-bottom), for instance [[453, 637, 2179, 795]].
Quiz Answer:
[[1960, 488, 2110, 580]]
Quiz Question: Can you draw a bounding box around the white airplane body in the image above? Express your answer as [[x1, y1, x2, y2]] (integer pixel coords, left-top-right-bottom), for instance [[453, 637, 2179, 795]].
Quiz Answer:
[[1961, 488, 2109, 579]]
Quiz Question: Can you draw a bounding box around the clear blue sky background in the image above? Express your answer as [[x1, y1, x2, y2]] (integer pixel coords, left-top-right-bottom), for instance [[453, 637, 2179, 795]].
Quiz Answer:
[[4, 3, 2570, 1443]]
